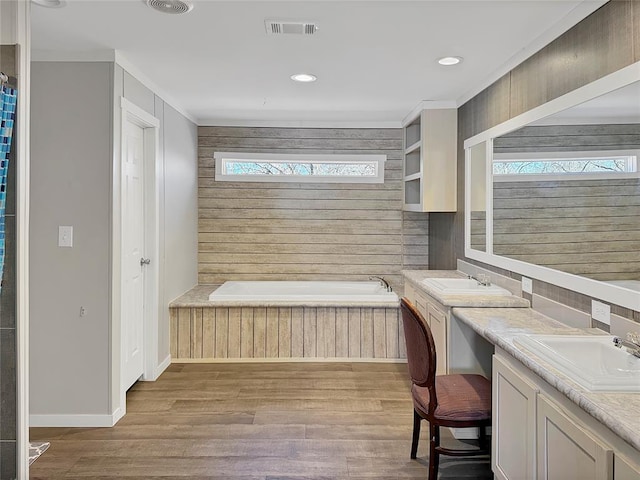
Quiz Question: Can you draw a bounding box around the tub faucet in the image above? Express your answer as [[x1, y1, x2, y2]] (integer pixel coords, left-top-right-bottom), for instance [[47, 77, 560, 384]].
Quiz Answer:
[[613, 332, 640, 358], [369, 276, 392, 292], [468, 273, 491, 286]]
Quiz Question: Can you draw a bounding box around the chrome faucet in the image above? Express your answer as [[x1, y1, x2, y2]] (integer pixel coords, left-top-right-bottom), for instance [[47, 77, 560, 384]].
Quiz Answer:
[[613, 332, 640, 359], [369, 275, 392, 292], [468, 273, 491, 286]]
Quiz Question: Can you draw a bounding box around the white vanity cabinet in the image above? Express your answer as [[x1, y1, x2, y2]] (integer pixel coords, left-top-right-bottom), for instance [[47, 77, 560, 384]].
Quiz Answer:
[[537, 394, 613, 480], [493, 354, 538, 480], [616, 455, 640, 480], [493, 350, 639, 480]]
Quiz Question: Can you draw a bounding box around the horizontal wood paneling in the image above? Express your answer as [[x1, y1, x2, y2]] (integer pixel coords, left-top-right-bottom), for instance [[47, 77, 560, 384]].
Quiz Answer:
[[198, 127, 428, 290], [170, 306, 404, 360], [491, 178, 640, 281]]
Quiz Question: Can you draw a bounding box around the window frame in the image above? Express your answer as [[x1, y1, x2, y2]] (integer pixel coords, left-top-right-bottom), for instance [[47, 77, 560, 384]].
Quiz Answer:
[[214, 152, 387, 184]]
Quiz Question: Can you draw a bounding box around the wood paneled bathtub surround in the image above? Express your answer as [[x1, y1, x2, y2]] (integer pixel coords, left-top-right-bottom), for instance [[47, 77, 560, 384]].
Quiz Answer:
[[198, 127, 428, 292], [170, 306, 405, 361]]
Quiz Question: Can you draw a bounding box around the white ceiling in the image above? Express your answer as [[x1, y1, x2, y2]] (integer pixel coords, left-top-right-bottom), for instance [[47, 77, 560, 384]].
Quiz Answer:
[[30, 0, 604, 126]]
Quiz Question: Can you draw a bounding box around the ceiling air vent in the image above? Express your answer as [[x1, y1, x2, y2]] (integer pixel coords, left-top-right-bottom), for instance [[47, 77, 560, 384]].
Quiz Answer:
[[146, 0, 194, 15], [265, 20, 318, 36]]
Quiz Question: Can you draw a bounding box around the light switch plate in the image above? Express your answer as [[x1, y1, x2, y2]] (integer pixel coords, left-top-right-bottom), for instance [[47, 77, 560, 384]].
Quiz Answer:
[[591, 300, 611, 325], [58, 226, 73, 247], [521, 276, 533, 294]]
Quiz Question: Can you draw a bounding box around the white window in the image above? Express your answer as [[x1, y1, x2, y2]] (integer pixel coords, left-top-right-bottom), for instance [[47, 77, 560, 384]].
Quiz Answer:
[[214, 152, 386, 183], [493, 150, 638, 180]]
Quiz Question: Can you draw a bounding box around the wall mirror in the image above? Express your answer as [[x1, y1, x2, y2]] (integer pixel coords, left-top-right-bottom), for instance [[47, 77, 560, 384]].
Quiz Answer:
[[465, 61, 640, 311]]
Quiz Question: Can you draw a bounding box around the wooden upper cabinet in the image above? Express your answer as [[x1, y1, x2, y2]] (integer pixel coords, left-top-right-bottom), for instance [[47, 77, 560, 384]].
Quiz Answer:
[[402, 107, 457, 212]]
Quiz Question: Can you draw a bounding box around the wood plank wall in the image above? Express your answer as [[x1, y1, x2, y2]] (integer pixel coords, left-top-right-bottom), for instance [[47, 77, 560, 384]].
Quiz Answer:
[[198, 127, 428, 292], [429, 1, 640, 320], [494, 124, 640, 154], [169, 306, 405, 361], [482, 178, 640, 281], [430, 1, 640, 270]]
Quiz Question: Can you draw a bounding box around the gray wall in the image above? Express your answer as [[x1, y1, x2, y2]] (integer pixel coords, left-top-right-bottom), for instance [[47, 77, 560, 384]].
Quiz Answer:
[[0, 43, 17, 480], [430, 0, 640, 321], [30, 62, 112, 416], [197, 126, 428, 293], [30, 62, 198, 421]]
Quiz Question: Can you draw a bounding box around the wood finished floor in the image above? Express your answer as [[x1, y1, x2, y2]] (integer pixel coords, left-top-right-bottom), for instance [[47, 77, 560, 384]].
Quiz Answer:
[[30, 362, 491, 479]]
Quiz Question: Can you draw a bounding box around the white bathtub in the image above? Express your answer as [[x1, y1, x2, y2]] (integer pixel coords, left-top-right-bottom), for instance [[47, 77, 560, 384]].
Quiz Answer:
[[605, 280, 640, 292], [208, 280, 399, 307]]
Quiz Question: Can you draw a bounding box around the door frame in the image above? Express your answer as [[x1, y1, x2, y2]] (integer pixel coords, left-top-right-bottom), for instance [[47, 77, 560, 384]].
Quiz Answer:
[[111, 97, 160, 422]]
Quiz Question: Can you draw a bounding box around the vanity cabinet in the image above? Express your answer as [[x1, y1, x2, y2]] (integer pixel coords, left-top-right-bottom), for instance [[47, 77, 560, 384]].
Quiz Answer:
[[615, 455, 640, 480], [537, 394, 613, 480], [402, 108, 457, 212], [493, 350, 638, 480], [493, 355, 538, 480]]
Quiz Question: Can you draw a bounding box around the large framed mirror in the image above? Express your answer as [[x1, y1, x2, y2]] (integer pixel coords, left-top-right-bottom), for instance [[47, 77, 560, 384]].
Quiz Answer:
[[465, 61, 640, 311]]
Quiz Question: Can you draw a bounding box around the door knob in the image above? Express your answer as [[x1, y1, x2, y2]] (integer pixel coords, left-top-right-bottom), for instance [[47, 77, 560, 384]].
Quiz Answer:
[[140, 257, 151, 266]]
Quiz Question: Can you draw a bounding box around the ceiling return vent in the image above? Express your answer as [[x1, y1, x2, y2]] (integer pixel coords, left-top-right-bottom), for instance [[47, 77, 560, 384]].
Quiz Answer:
[[265, 20, 318, 36]]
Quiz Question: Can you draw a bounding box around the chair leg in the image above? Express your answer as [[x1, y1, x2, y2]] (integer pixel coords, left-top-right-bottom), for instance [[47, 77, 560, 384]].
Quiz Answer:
[[428, 423, 440, 480], [410, 409, 421, 459]]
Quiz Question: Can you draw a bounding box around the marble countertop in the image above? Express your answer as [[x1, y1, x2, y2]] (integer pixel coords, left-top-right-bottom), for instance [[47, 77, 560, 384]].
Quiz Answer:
[[452, 307, 640, 452], [403, 270, 530, 308], [170, 284, 399, 308]]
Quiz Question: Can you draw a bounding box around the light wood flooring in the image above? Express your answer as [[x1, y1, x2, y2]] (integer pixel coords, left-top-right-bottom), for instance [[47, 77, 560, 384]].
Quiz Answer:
[[30, 362, 491, 479]]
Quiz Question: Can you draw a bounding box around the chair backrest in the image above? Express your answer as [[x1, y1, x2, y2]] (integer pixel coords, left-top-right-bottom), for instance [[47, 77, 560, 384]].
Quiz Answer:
[[400, 297, 437, 401]]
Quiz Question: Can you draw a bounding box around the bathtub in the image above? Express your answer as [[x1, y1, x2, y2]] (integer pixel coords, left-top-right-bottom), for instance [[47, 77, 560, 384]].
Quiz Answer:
[[208, 280, 399, 307], [172, 281, 404, 360], [605, 280, 640, 292]]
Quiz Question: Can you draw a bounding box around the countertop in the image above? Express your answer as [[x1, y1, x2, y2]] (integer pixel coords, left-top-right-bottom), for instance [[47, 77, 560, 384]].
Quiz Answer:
[[403, 270, 530, 308], [452, 307, 640, 452]]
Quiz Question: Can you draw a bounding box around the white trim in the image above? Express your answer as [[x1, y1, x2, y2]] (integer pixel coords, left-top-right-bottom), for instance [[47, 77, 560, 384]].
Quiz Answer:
[[401, 100, 458, 127], [15, 1, 31, 478], [144, 354, 171, 382], [114, 51, 197, 125], [114, 97, 161, 421], [456, 0, 607, 107], [172, 357, 407, 364], [198, 118, 403, 128], [464, 60, 640, 312], [30, 412, 122, 428], [214, 152, 387, 184], [494, 172, 640, 183]]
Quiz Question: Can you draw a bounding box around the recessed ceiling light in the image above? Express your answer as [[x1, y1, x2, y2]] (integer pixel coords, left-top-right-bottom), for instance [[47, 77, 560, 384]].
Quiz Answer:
[[437, 56, 463, 66], [32, 0, 66, 7], [290, 73, 317, 83]]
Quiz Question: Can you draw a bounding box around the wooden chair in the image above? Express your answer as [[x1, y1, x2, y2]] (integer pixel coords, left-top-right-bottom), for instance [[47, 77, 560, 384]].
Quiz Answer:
[[400, 297, 492, 480]]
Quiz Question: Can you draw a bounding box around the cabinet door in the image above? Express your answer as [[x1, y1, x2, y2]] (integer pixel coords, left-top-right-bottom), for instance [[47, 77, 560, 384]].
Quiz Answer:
[[537, 394, 613, 480], [615, 454, 640, 480], [492, 355, 538, 480], [427, 302, 447, 375]]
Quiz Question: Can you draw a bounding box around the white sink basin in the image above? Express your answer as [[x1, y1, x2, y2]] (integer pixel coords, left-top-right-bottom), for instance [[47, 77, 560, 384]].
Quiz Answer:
[[420, 278, 511, 296], [514, 335, 640, 392]]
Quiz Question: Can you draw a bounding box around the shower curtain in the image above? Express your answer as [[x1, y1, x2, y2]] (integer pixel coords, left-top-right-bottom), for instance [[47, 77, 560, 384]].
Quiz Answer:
[[0, 79, 17, 292]]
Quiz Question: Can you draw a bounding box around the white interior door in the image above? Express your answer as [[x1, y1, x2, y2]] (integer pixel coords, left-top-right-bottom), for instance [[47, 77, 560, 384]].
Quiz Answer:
[[122, 118, 146, 391]]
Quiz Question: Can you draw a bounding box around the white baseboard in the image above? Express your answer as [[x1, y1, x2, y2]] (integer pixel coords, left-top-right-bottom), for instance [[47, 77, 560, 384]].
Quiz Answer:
[[171, 357, 408, 364], [30, 411, 122, 428], [153, 354, 171, 379]]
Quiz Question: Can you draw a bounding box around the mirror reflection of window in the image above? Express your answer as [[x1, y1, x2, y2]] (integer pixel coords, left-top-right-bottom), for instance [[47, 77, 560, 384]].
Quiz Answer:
[[469, 142, 488, 253]]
